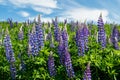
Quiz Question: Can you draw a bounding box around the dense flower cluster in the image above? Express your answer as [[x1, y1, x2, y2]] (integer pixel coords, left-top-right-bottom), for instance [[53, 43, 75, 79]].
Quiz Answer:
[[48, 52, 56, 76], [53, 17, 60, 42], [58, 35, 65, 65], [76, 26, 85, 56], [83, 24, 89, 51], [97, 14, 106, 48], [4, 30, 16, 79], [28, 26, 39, 56], [4, 34, 15, 63], [64, 48, 75, 78], [35, 24, 44, 48]]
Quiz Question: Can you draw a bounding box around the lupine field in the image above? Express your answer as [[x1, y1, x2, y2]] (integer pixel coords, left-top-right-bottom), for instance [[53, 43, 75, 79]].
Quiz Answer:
[[0, 14, 120, 80]]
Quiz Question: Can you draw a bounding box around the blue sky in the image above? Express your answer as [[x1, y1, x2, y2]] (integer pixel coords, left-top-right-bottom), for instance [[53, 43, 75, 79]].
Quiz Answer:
[[0, 0, 120, 23]]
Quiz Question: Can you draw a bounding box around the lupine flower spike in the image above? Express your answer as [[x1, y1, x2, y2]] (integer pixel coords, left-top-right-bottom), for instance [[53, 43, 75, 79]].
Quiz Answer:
[[64, 48, 75, 78], [48, 51, 56, 77], [83, 62, 91, 80], [97, 13, 106, 48]]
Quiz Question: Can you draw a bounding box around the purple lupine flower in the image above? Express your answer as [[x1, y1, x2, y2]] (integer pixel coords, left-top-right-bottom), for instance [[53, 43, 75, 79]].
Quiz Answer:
[[32, 32, 39, 56], [53, 17, 60, 42], [58, 35, 65, 65], [111, 26, 119, 49], [28, 27, 39, 56], [62, 28, 68, 49], [48, 51, 56, 77], [76, 27, 85, 56], [83, 62, 91, 80], [64, 48, 75, 78], [97, 14, 106, 48], [83, 24, 89, 51], [4, 33, 15, 63], [10, 64, 16, 80], [18, 25, 24, 40]]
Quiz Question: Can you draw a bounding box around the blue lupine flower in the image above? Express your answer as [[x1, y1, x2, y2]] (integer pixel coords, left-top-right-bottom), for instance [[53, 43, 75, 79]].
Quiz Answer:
[[77, 27, 85, 56], [35, 24, 44, 48], [98, 14, 106, 48], [64, 48, 75, 78], [83, 62, 91, 80], [4, 33, 15, 63], [62, 28, 68, 49], [53, 17, 60, 42], [28, 27, 39, 56], [10, 64, 16, 80], [83, 24, 89, 51], [48, 51, 56, 76], [58, 35, 65, 65], [111, 26, 119, 49]]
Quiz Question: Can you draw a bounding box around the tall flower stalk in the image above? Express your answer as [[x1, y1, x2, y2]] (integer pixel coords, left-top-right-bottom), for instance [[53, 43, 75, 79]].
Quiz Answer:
[[64, 48, 75, 78], [48, 51, 56, 76], [97, 13, 106, 48], [111, 26, 119, 49], [4, 28, 16, 80]]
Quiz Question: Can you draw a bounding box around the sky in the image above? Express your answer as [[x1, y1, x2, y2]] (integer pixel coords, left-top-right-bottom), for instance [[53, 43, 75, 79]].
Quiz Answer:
[[0, 0, 120, 23]]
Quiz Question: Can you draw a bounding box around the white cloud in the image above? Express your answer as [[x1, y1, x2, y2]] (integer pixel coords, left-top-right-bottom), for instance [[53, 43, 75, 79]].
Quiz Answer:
[[8, 0, 57, 8], [32, 7, 53, 14], [19, 11, 30, 17], [8, 0, 57, 14], [62, 7, 109, 22]]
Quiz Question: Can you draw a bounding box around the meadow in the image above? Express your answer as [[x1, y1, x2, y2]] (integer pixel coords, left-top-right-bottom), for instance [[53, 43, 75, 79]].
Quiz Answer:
[[0, 14, 120, 80]]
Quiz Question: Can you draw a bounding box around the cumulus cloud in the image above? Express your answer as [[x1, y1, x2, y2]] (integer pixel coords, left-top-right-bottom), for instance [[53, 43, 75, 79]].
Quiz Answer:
[[8, 0, 57, 14], [62, 7, 109, 22], [19, 11, 30, 17]]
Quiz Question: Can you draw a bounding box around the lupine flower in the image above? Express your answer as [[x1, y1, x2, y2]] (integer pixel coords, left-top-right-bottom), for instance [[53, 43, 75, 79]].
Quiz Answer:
[[48, 51, 56, 76], [97, 13, 106, 48], [18, 25, 24, 40], [83, 62, 91, 80], [28, 26, 39, 56], [58, 35, 65, 65], [35, 24, 44, 48], [10, 64, 16, 80], [76, 27, 85, 56], [64, 48, 75, 78], [62, 25, 68, 49], [53, 17, 60, 42], [111, 26, 119, 49], [4, 29, 15, 63], [83, 24, 89, 51]]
